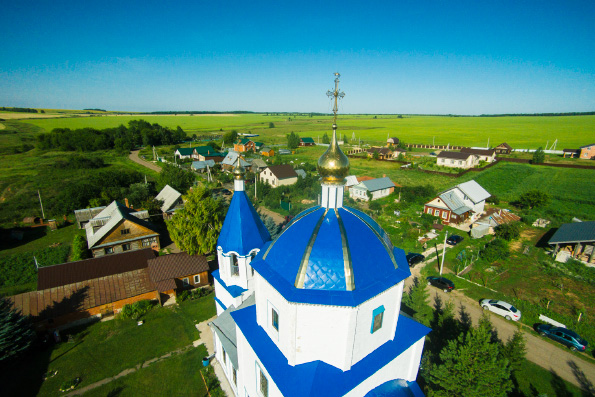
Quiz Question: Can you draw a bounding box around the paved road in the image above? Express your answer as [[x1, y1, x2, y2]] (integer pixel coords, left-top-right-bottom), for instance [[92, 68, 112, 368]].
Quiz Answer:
[[129, 150, 162, 173], [407, 254, 595, 391]]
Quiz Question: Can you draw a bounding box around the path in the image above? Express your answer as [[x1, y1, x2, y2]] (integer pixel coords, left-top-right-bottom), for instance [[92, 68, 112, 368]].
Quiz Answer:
[[407, 254, 595, 391], [65, 316, 227, 396], [129, 150, 162, 173]]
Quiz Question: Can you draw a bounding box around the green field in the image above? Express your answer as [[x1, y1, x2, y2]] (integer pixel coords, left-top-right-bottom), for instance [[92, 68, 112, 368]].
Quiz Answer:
[[17, 113, 595, 149]]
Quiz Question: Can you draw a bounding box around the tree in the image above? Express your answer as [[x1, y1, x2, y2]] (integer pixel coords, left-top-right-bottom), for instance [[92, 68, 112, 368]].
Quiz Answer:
[[494, 221, 521, 241], [158, 163, 195, 193], [517, 190, 549, 209], [373, 151, 379, 160], [402, 277, 433, 326], [502, 330, 526, 375], [322, 133, 330, 144], [428, 314, 513, 396], [223, 130, 238, 145], [287, 131, 300, 149], [166, 186, 225, 255], [268, 122, 275, 128], [343, 134, 348, 144], [532, 147, 545, 164], [71, 234, 89, 261], [0, 298, 35, 363], [127, 182, 154, 208], [262, 215, 281, 240], [481, 238, 509, 262]]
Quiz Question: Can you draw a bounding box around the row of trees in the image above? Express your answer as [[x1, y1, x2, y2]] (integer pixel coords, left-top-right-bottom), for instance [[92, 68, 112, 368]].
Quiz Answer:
[[37, 120, 187, 152]]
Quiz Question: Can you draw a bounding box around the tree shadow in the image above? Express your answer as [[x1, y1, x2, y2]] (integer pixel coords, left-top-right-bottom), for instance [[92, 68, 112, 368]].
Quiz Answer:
[[536, 228, 558, 248], [107, 386, 126, 396], [567, 360, 595, 396], [550, 369, 573, 397], [458, 303, 473, 334], [0, 226, 47, 251]]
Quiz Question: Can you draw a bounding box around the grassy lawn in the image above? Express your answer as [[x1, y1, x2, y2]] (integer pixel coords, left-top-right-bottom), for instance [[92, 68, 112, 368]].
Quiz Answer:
[[0, 295, 216, 396], [82, 346, 209, 397], [514, 359, 585, 396]]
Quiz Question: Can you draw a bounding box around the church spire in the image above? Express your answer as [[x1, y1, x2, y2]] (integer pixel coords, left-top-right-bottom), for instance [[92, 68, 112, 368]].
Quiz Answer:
[[233, 155, 245, 192]]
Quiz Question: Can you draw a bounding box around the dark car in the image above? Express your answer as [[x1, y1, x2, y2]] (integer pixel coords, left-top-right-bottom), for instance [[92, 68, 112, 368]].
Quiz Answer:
[[406, 253, 425, 268], [426, 276, 455, 292], [536, 324, 588, 352], [446, 235, 464, 245]]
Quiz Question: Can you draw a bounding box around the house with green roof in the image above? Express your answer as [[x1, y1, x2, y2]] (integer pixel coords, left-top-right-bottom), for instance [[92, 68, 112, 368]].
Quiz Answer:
[[234, 138, 255, 152], [300, 137, 315, 146]]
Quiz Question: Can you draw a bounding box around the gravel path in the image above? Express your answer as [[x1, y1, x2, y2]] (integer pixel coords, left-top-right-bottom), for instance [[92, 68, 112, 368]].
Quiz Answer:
[[407, 254, 595, 391], [129, 150, 162, 173]]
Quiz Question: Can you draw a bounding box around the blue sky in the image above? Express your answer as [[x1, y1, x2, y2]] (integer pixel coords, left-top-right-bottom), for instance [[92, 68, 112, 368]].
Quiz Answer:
[[1, 0, 594, 114]]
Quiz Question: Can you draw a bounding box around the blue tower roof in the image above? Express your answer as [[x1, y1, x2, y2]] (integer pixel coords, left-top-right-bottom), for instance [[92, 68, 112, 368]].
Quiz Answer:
[[217, 191, 270, 256], [251, 206, 411, 307]]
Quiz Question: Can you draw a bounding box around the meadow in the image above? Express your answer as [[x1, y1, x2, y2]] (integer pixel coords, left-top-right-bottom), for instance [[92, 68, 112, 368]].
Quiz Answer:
[[13, 112, 595, 149]]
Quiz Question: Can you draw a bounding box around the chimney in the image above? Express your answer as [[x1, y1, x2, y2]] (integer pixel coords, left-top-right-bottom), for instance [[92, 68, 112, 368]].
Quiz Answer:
[[125, 198, 129, 208]]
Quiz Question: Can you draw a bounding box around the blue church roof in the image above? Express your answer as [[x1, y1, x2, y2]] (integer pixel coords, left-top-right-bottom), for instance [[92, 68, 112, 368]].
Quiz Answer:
[[217, 190, 270, 256], [231, 304, 430, 397], [365, 379, 425, 397], [251, 206, 411, 307]]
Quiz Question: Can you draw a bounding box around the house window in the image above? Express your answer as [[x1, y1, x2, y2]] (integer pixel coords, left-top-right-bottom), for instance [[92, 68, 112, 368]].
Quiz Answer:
[[231, 254, 239, 277], [258, 366, 269, 397], [121, 228, 130, 235], [458, 161, 462, 165], [271, 308, 279, 331], [194, 274, 200, 284], [122, 243, 131, 252], [182, 277, 189, 287], [426, 207, 432, 214], [450, 160, 454, 164], [442, 212, 448, 219], [222, 348, 227, 365], [371, 305, 385, 333], [104, 247, 114, 254], [434, 209, 440, 216], [142, 237, 157, 247]]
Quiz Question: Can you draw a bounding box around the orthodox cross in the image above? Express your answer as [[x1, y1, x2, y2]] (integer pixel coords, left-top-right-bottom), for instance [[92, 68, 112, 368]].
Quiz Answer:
[[327, 72, 345, 125]]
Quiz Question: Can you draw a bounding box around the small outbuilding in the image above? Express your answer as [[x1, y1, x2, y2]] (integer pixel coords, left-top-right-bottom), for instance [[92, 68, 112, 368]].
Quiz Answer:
[[548, 221, 595, 264]]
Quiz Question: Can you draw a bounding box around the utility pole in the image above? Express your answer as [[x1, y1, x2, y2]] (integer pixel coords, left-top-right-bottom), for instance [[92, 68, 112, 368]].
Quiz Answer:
[[37, 190, 45, 219], [255, 173, 257, 199], [440, 231, 448, 275]]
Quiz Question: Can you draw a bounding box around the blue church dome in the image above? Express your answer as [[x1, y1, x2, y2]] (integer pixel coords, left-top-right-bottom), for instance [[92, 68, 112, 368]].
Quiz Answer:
[[251, 205, 410, 307]]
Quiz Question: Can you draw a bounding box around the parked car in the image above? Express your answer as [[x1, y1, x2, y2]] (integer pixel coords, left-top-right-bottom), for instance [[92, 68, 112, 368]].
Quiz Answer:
[[406, 253, 425, 268], [480, 299, 521, 321], [446, 235, 464, 245], [426, 276, 454, 292], [536, 324, 588, 352]]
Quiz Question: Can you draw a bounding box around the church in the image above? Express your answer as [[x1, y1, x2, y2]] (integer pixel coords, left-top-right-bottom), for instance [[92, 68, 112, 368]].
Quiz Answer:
[[210, 74, 430, 397]]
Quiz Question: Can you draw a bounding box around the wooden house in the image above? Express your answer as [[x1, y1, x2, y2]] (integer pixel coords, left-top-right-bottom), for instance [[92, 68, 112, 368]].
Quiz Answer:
[[260, 147, 275, 157], [387, 137, 400, 147], [366, 147, 392, 159], [424, 180, 491, 224], [148, 253, 210, 301], [74, 206, 107, 229], [300, 137, 315, 146], [85, 201, 160, 258], [155, 185, 184, 218], [234, 139, 255, 153], [493, 142, 512, 154]]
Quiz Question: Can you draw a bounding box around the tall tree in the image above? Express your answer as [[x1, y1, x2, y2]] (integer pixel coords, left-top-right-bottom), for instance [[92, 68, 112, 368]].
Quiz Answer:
[[517, 190, 549, 209], [0, 298, 35, 363], [502, 329, 526, 376], [287, 132, 301, 149], [322, 133, 330, 144], [166, 186, 225, 255], [402, 277, 433, 326], [158, 163, 195, 193], [532, 147, 545, 164], [428, 314, 513, 397]]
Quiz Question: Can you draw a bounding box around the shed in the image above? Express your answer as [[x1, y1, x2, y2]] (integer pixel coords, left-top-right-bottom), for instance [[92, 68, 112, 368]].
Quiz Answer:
[[148, 252, 210, 296], [549, 221, 595, 263]]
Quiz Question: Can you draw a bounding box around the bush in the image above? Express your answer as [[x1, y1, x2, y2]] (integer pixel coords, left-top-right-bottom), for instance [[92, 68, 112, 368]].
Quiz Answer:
[[176, 287, 212, 304], [70, 234, 89, 261], [119, 300, 154, 320], [494, 222, 521, 241], [480, 239, 509, 262], [517, 190, 549, 209], [486, 195, 500, 205]]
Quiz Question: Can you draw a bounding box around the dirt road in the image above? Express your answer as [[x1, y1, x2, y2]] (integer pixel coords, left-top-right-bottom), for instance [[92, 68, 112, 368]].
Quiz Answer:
[[407, 257, 595, 391], [129, 150, 162, 173]]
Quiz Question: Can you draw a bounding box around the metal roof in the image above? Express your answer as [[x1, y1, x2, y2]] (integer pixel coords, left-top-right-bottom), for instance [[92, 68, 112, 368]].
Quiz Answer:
[[437, 151, 473, 160], [301, 137, 315, 143], [549, 221, 595, 244], [222, 151, 250, 167], [360, 177, 396, 192], [191, 160, 216, 170], [295, 169, 307, 178], [265, 164, 298, 179], [344, 175, 359, 187], [175, 148, 194, 156], [156, 184, 183, 212], [74, 206, 106, 223], [456, 180, 491, 203], [438, 190, 472, 215]]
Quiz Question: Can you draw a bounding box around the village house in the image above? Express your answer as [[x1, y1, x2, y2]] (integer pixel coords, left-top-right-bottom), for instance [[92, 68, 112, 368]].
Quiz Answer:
[[85, 201, 160, 257], [460, 147, 497, 163], [250, 158, 268, 173], [253, 142, 265, 152], [391, 147, 407, 159], [191, 159, 216, 173], [387, 137, 400, 147], [493, 142, 513, 154], [366, 146, 392, 159], [549, 221, 595, 264], [259, 146, 275, 157], [436, 151, 478, 169], [259, 164, 298, 187], [74, 206, 106, 229], [234, 138, 255, 153], [579, 143, 595, 159], [343, 175, 359, 193], [193, 146, 226, 162], [148, 252, 210, 302], [8, 249, 159, 330], [350, 176, 397, 201], [300, 137, 315, 146], [424, 180, 491, 224], [221, 151, 251, 171], [174, 147, 195, 159], [155, 185, 184, 219]]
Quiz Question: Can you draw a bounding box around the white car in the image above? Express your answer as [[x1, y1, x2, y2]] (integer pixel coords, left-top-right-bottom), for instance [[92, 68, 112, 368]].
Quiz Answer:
[[480, 299, 521, 321]]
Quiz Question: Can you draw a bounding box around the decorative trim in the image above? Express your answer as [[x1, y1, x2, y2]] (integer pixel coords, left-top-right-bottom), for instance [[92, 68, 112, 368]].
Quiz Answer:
[[262, 206, 321, 260], [335, 209, 354, 291]]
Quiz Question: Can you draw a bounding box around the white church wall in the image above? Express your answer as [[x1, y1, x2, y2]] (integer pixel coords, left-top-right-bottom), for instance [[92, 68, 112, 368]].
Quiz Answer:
[[214, 278, 243, 313], [351, 282, 403, 365], [343, 336, 426, 397], [236, 326, 283, 397]]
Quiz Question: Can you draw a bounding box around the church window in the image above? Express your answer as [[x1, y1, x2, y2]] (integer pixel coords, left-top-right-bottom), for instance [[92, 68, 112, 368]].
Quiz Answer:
[[223, 348, 227, 365], [231, 254, 239, 277], [232, 366, 237, 385], [271, 308, 279, 331], [259, 367, 269, 397], [371, 305, 385, 333]]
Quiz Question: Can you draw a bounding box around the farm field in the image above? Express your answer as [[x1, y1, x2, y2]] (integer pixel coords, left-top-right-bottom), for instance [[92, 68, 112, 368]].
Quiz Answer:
[[17, 113, 595, 149]]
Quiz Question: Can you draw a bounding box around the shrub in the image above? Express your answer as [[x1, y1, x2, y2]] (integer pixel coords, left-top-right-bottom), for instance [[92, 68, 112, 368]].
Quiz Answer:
[[486, 195, 500, 205], [480, 239, 509, 262], [494, 222, 521, 241], [119, 300, 154, 320]]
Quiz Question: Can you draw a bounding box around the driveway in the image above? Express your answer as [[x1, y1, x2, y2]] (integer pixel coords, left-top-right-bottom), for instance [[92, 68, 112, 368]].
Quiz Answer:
[[407, 257, 595, 390], [129, 150, 162, 173]]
